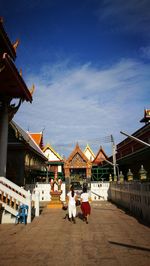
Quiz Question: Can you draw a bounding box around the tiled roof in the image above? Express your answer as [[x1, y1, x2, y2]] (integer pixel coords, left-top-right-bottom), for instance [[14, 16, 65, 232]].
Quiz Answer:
[[10, 120, 47, 160], [67, 143, 89, 163], [92, 146, 108, 165], [0, 53, 32, 102], [29, 133, 43, 148]]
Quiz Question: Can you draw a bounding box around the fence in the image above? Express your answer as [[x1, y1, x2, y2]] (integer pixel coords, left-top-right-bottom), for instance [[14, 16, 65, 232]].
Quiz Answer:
[[109, 181, 150, 223]]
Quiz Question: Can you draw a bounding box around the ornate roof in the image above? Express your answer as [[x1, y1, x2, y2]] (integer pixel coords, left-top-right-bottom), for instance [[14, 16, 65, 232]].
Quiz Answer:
[[92, 146, 108, 166], [43, 143, 63, 161], [65, 143, 92, 169], [0, 53, 32, 102], [0, 17, 16, 60], [29, 132, 43, 149], [10, 120, 47, 160], [83, 144, 95, 161]]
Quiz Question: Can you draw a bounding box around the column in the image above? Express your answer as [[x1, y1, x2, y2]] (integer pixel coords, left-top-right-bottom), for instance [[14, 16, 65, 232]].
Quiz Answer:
[[0, 102, 8, 177]]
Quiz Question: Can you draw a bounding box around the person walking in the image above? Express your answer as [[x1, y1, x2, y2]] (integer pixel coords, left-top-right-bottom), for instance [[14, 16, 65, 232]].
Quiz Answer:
[[80, 186, 91, 224], [67, 185, 77, 224]]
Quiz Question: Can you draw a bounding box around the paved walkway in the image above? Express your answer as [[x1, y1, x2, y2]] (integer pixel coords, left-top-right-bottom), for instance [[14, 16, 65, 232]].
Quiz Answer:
[[0, 202, 150, 266]]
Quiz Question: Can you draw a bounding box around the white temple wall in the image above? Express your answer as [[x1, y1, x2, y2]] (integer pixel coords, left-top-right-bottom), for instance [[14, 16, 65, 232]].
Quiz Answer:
[[26, 182, 66, 202], [91, 182, 110, 201]]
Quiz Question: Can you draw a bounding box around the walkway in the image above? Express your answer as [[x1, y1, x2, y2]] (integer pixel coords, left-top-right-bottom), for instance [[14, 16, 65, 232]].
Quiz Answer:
[[0, 202, 150, 266]]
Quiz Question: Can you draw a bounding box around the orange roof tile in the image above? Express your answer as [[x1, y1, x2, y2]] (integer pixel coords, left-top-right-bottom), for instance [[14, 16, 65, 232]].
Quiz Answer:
[[92, 146, 108, 165], [29, 132, 43, 148]]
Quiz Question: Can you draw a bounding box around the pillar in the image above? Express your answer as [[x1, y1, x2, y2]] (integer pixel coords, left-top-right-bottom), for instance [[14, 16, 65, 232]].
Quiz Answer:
[[0, 102, 8, 177], [54, 165, 58, 180]]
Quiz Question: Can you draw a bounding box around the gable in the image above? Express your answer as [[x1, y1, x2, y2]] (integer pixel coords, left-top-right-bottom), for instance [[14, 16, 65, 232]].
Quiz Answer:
[[84, 144, 95, 161], [64, 143, 92, 169], [70, 152, 87, 168], [93, 146, 107, 165], [29, 133, 43, 148], [67, 144, 89, 163], [9, 121, 47, 161], [43, 144, 62, 161]]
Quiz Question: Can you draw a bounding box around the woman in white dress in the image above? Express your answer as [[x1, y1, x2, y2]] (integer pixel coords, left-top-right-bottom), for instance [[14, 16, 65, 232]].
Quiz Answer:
[[67, 185, 77, 223]]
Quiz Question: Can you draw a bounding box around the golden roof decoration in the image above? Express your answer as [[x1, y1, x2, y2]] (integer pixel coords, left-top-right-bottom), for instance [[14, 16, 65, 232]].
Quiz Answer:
[[13, 39, 19, 52], [29, 84, 35, 96]]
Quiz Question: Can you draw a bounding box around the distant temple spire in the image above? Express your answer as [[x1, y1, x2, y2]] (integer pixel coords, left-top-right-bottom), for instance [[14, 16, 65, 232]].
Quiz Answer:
[[140, 109, 150, 124]]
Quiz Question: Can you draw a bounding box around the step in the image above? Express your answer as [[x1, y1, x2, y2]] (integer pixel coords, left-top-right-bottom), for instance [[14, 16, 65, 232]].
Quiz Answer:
[[1, 211, 16, 224], [47, 202, 63, 209]]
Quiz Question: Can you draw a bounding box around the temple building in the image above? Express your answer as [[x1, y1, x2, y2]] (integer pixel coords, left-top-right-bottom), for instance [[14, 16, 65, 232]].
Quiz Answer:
[[104, 109, 150, 180], [43, 144, 64, 181], [7, 121, 47, 186], [92, 146, 111, 181], [64, 143, 92, 190], [116, 115, 150, 179], [0, 17, 33, 178]]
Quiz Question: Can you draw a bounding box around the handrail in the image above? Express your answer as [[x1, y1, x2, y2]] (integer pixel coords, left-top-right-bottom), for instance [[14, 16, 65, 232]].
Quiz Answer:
[[0, 176, 32, 223], [0, 176, 29, 197], [91, 190, 105, 199], [0, 182, 29, 205]]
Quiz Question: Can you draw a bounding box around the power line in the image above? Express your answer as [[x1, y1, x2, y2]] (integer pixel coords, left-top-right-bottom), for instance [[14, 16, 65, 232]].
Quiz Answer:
[[52, 135, 113, 152]]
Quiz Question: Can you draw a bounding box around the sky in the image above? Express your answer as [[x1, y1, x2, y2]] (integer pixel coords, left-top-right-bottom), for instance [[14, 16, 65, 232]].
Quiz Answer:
[[1, 0, 150, 157]]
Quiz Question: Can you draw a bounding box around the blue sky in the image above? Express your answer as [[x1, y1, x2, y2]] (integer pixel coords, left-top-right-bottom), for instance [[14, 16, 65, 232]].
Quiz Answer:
[[1, 0, 150, 157]]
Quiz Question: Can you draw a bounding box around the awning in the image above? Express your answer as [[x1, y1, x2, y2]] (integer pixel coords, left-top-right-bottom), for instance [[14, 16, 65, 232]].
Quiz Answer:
[[47, 161, 64, 165]]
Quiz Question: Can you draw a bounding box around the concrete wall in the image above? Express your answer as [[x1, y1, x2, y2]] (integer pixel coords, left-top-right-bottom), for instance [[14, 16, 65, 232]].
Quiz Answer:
[[26, 182, 66, 202], [109, 181, 150, 223], [91, 182, 110, 201]]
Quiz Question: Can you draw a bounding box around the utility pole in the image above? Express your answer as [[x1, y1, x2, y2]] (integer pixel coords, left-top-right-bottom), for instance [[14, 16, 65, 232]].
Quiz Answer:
[[111, 135, 117, 178]]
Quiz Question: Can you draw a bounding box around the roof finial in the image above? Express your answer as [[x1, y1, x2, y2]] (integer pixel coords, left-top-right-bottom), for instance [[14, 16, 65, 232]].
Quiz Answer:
[[13, 39, 19, 52], [29, 84, 35, 96], [19, 69, 22, 77]]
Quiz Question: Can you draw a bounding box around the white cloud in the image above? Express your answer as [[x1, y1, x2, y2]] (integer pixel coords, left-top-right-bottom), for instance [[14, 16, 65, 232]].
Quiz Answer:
[[97, 0, 150, 35], [15, 57, 150, 156], [140, 46, 150, 59]]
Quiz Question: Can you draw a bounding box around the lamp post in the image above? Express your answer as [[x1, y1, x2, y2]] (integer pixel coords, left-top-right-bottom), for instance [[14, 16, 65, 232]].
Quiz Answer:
[[111, 135, 117, 179]]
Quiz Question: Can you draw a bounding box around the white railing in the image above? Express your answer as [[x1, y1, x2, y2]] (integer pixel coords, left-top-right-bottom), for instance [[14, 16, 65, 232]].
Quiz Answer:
[[0, 176, 40, 223]]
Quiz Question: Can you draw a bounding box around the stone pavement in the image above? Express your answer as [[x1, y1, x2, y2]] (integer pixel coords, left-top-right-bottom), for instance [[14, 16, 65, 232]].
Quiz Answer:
[[0, 201, 150, 266]]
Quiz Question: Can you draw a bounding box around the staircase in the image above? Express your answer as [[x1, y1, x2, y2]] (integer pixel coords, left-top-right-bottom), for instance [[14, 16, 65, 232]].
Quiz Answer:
[[0, 176, 35, 224]]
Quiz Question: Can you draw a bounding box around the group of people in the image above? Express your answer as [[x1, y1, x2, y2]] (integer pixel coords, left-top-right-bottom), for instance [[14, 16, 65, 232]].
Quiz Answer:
[[67, 185, 91, 224]]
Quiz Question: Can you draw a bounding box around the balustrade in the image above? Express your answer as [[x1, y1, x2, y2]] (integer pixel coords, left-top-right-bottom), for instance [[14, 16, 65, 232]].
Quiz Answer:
[[0, 176, 37, 223]]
